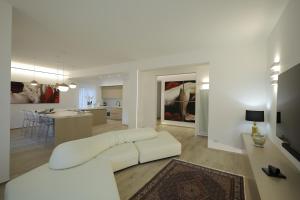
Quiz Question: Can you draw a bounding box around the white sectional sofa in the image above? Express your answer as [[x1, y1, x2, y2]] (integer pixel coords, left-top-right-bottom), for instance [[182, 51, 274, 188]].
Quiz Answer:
[[5, 128, 181, 200]]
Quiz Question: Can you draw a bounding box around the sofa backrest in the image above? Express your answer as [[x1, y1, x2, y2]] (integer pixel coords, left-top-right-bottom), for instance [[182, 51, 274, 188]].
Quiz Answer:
[[49, 128, 158, 170]]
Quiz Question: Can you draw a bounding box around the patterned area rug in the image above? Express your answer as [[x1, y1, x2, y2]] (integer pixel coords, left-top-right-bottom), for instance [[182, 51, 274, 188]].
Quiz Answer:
[[130, 159, 245, 200]]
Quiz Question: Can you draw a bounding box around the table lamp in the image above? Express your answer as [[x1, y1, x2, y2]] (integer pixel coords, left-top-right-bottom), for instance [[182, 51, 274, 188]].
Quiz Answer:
[[245, 110, 264, 136]]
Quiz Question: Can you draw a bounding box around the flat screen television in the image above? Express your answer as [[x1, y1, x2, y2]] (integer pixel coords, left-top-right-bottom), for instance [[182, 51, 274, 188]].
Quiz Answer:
[[276, 63, 300, 161]]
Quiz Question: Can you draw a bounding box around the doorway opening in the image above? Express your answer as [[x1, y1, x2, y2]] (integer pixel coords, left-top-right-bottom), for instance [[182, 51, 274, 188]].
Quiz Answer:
[[138, 64, 209, 136], [157, 73, 196, 128]]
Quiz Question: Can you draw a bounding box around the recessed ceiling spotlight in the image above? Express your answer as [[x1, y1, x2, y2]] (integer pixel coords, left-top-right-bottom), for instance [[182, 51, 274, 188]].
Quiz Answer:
[[271, 73, 279, 81], [271, 63, 281, 72], [271, 80, 278, 86], [274, 55, 280, 63]]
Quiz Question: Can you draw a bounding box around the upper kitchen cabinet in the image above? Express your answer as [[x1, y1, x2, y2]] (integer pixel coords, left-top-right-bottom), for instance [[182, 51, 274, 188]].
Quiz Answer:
[[101, 85, 123, 99]]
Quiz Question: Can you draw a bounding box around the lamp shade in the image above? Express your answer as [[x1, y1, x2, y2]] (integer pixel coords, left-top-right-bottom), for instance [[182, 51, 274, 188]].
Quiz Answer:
[[245, 110, 264, 122]]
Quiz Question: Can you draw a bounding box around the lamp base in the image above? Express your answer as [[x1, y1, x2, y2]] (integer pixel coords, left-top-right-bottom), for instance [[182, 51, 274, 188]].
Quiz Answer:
[[252, 134, 266, 148], [251, 122, 258, 136]]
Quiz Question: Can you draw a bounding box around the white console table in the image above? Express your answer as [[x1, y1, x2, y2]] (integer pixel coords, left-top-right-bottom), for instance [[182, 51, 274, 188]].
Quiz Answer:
[[242, 134, 300, 200]]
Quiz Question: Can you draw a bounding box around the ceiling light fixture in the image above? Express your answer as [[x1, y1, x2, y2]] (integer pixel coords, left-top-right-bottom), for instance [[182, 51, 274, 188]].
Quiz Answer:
[[30, 80, 38, 86], [68, 65, 77, 89], [30, 63, 39, 86], [55, 57, 61, 88], [270, 56, 280, 87], [69, 82, 77, 89], [57, 83, 70, 92], [271, 80, 278, 86], [57, 61, 69, 92]]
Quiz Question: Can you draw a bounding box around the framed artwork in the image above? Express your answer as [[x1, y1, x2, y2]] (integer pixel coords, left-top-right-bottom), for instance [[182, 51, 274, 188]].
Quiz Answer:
[[11, 81, 60, 104], [164, 80, 196, 123]]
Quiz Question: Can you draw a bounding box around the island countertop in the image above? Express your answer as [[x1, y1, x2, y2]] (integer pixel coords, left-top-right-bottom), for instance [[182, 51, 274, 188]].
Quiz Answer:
[[46, 110, 92, 119], [79, 107, 107, 110]]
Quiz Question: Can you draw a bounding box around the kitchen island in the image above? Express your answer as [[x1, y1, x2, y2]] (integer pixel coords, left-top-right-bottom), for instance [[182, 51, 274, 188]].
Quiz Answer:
[[46, 110, 93, 145], [79, 107, 107, 125]]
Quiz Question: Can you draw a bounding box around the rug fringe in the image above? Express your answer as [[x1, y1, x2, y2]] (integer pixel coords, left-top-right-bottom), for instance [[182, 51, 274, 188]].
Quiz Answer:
[[173, 158, 246, 178]]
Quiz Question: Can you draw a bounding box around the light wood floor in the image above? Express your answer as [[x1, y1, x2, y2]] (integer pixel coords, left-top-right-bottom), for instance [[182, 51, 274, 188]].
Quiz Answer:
[[0, 121, 260, 200]]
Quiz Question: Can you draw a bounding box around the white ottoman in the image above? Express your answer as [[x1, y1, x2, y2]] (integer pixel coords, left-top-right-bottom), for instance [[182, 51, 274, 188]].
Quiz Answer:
[[134, 131, 181, 163], [97, 142, 139, 172]]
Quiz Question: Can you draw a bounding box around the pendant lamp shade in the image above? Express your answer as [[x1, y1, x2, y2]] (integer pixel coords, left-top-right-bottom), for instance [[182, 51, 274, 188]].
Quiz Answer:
[[69, 83, 77, 89], [30, 80, 38, 86], [57, 83, 69, 92]]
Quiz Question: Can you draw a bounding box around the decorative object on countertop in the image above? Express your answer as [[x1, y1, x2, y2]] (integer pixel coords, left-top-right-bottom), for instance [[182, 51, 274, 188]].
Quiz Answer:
[[252, 134, 266, 148], [262, 165, 286, 179], [245, 110, 264, 136]]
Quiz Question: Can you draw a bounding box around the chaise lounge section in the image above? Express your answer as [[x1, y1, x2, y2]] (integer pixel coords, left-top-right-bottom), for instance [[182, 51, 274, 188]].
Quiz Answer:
[[5, 128, 181, 200], [135, 131, 182, 163]]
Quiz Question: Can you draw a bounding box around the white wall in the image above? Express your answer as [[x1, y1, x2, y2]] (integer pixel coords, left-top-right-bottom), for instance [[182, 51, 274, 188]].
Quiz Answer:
[[72, 42, 268, 153], [267, 0, 300, 169], [0, 0, 12, 183], [208, 43, 268, 153], [11, 71, 79, 129]]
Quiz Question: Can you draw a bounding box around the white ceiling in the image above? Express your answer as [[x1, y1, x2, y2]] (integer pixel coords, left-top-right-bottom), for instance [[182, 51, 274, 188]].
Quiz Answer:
[[74, 73, 127, 86], [9, 0, 288, 70]]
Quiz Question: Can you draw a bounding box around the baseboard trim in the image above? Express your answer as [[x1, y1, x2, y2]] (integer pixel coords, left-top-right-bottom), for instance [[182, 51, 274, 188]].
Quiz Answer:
[[161, 120, 195, 128], [208, 139, 244, 154]]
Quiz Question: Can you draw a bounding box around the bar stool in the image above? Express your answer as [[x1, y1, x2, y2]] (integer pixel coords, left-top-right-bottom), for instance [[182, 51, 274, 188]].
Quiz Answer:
[[38, 115, 54, 143], [21, 111, 35, 137], [21, 110, 30, 136], [27, 111, 39, 138]]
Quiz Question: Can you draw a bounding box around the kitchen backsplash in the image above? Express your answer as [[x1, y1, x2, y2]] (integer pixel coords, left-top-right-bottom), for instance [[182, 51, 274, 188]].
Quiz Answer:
[[102, 98, 122, 107]]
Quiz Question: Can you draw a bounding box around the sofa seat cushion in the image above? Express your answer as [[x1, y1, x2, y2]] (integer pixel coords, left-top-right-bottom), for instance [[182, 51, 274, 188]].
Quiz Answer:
[[134, 131, 181, 163], [97, 143, 139, 172], [5, 158, 120, 200]]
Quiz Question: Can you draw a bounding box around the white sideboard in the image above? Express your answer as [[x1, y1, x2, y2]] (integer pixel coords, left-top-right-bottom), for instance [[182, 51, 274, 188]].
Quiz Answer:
[[242, 134, 300, 200]]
